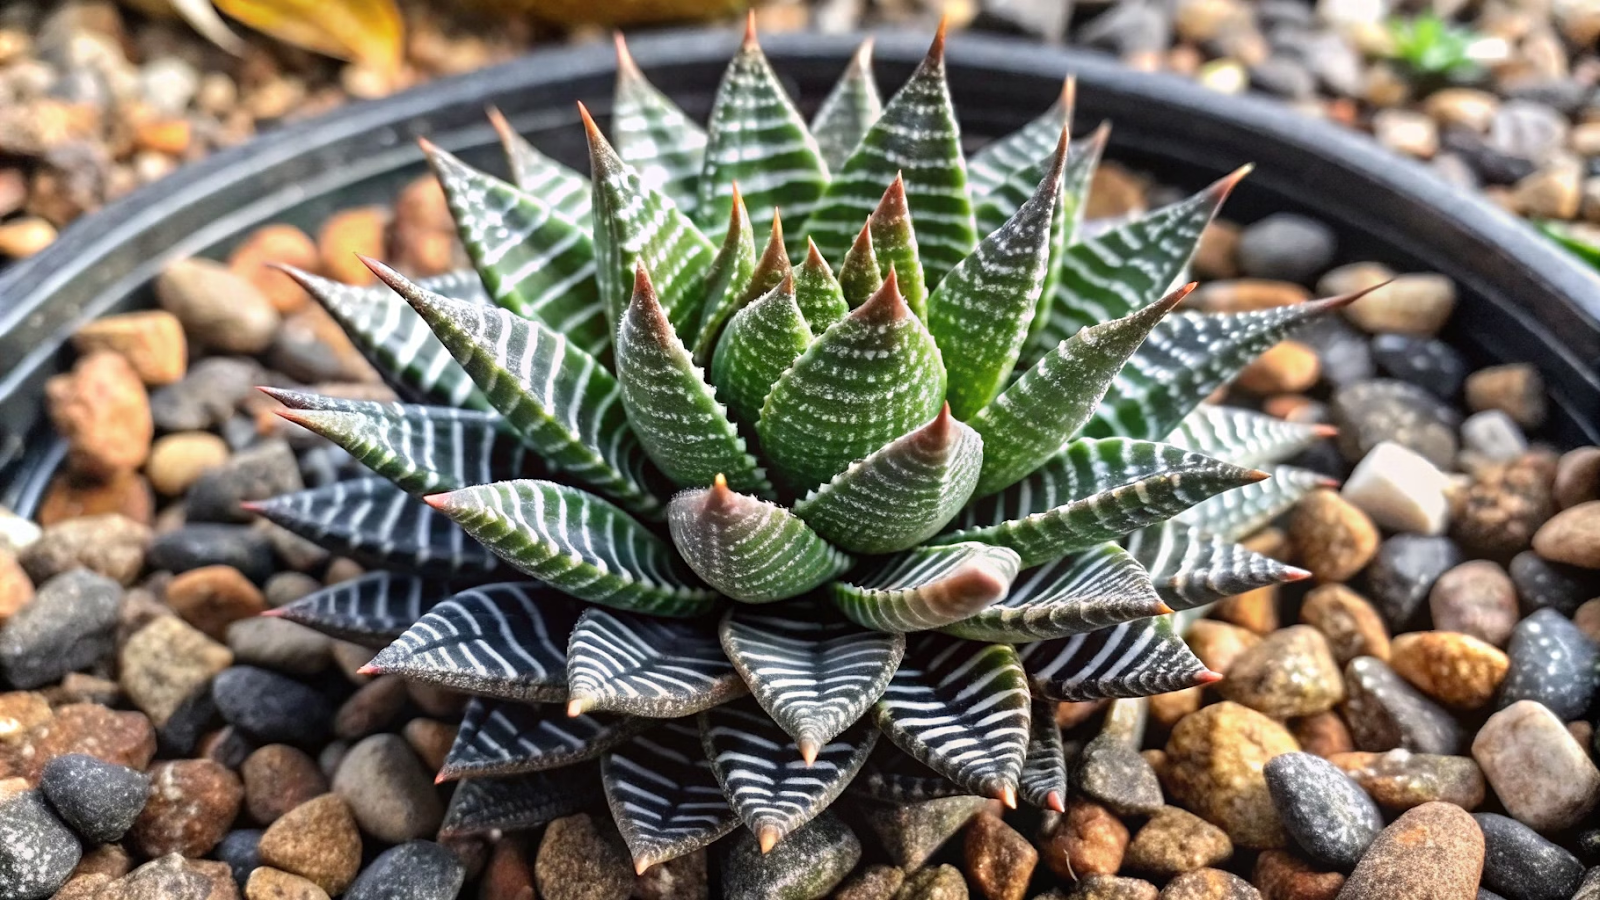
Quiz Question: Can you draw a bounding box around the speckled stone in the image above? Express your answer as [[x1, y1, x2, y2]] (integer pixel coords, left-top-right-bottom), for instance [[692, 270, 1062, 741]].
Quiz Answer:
[[1040, 798, 1128, 880], [1364, 535, 1463, 629], [834, 865, 904, 900], [533, 813, 630, 900], [1298, 584, 1390, 665], [1341, 656, 1464, 754], [1336, 803, 1483, 900], [863, 795, 987, 870], [1164, 702, 1299, 849], [344, 841, 465, 900], [1263, 752, 1382, 869], [721, 812, 860, 900], [1388, 631, 1508, 710], [1570, 869, 1600, 900], [257, 794, 361, 896], [1474, 813, 1585, 900], [128, 759, 242, 859], [894, 864, 967, 900], [1428, 561, 1519, 647], [0, 790, 80, 900], [1496, 608, 1599, 720], [1471, 701, 1599, 832], [1510, 551, 1600, 617], [1218, 626, 1345, 718], [964, 812, 1035, 900], [1124, 806, 1232, 876], [1061, 876, 1159, 900], [1328, 750, 1485, 812], [1076, 733, 1165, 817], [39, 753, 148, 843], [1158, 868, 1261, 899]]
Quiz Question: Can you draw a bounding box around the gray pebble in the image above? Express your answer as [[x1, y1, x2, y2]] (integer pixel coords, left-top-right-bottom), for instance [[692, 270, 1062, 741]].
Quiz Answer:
[[147, 524, 275, 582], [186, 439, 303, 524], [722, 811, 861, 900], [332, 734, 444, 844], [346, 841, 465, 900], [0, 791, 80, 900], [1075, 732, 1165, 817], [1365, 535, 1464, 629], [1343, 656, 1464, 754], [1497, 608, 1598, 720], [226, 617, 331, 676], [1510, 551, 1600, 617], [1237, 213, 1336, 282], [1330, 380, 1460, 469], [1475, 812, 1584, 900], [0, 568, 120, 689], [212, 665, 332, 745], [149, 357, 265, 432], [40, 753, 149, 844], [1264, 752, 1382, 869], [213, 829, 262, 887], [1371, 334, 1466, 400]]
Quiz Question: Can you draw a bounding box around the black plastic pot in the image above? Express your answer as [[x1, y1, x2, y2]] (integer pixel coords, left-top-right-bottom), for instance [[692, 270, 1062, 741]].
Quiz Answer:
[[3, 27, 1598, 513]]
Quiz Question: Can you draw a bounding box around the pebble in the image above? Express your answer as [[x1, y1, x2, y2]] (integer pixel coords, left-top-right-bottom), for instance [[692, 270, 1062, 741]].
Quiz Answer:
[[1489, 101, 1569, 163], [1235, 341, 1321, 395], [1076, 732, 1166, 816], [333, 676, 408, 740], [1185, 620, 1262, 674], [865, 795, 987, 870], [964, 812, 1035, 900], [1336, 803, 1483, 900], [1531, 501, 1600, 568], [241, 745, 327, 825], [1573, 871, 1600, 900], [1062, 876, 1160, 900], [36, 469, 154, 527], [1429, 561, 1520, 647], [401, 718, 455, 772], [0, 568, 119, 689], [317, 209, 389, 286], [147, 433, 231, 498], [115, 853, 238, 900], [0, 790, 80, 900], [1339, 442, 1450, 535], [120, 615, 233, 728], [167, 565, 267, 641], [263, 572, 322, 608], [1341, 656, 1464, 754], [157, 258, 282, 355], [1124, 806, 1232, 876], [245, 867, 330, 900], [1263, 752, 1381, 869], [1576, 598, 1600, 643], [1291, 711, 1354, 759], [212, 666, 332, 746], [1370, 334, 1467, 399], [1553, 446, 1600, 509], [1041, 798, 1128, 879], [45, 351, 153, 479], [1298, 584, 1390, 664], [1496, 607, 1598, 719], [1388, 631, 1508, 710], [893, 864, 967, 899], [0, 216, 56, 259], [147, 524, 275, 582], [1164, 702, 1299, 849], [1288, 490, 1379, 582], [1365, 535, 1464, 629], [1190, 280, 1307, 312], [1464, 364, 1547, 429], [1474, 812, 1585, 900], [186, 440, 304, 524], [345, 841, 466, 900], [1235, 214, 1336, 283], [39, 753, 147, 843], [1295, 317, 1372, 389], [215, 828, 263, 887], [1460, 411, 1527, 465], [1217, 625, 1344, 718], [723, 810, 861, 900], [226, 617, 331, 677], [1158, 868, 1261, 899], [71, 310, 187, 387], [1340, 273, 1455, 337], [228, 225, 319, 314], [257, 793, 361, 895], [1457, 451, 1560, 557], [18, 513, 149, 586], [129, 758, 242, 858], [149, 357, 265, 432], [331, 734, 443, 844], [1251, 850, 1344, 900], [836, 865, 904, 900], [0, 702, 156, 783], [1471, 700, 1600, 832]]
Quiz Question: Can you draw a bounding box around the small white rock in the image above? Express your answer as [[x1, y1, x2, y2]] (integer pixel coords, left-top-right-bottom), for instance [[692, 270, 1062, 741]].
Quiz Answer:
[[1341, 441, 1451, 535], [1472, 700, 1600, 832], [0, 507, 40, 553], [1460, 410, 1527, 463]]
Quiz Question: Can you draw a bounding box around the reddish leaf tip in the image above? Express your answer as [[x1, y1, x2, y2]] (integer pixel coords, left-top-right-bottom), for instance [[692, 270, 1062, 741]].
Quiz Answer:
[[999, 783, 1018, 809], [742, 8, 759, 49], [634, 859, 652, 877], [930, 15, 949, 63], [1283, 566, 1314, 583], [1195, 669, 1225, 685], [422, 492, 451, 511], [1154, 601, 1175, 616], [1317, 279, 1391, 311], [804, 237, 827, 269], [237, 500, 264, 514], [1209, 163, 1253, 200], [1046, 790, 1066, 813], [1312, 424, 1340, 439], [1245, 468, 1273, 484], [416, 135, 439, 154], [356, 664, 381, 676], [577, 101, 601, 140], [758, 826, 781, 854], [1060, 75, 1077, 116], [258, 607, 285, 618], [852, 36, 875, 70], [613, 31, 640, 78], [566, 697, 593, 718], [798, 738, 819, 766], [853, 267, 908, 324]]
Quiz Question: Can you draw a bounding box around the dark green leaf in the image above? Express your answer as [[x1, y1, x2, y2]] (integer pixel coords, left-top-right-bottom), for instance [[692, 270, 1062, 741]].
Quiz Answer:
[[691, 184, 758, 365], [1020, 702, 1068, 812], [612, 34, 706, 217], [810, 39, 882, 172], [794, 240, 850, 334], [1019, 616, 1218, 701], [709, 272, 812, 430], [1166, 404, 1333, 469], [1175, 465, 1330, 540], [941, 543, 1166, 642], [1125, 521, 1310, 611], [603, 721, 739, 874], [439, 765, 602, 837], [439, 698, 646, 781], [567, 607, 748, 717], [488, 106, 592, 225], [836, 219, 883, 309], [269, 571, 446, 647]]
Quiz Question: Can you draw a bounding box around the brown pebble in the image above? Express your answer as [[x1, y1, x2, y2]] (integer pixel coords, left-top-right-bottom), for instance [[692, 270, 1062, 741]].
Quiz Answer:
[[120, 615, 232, 728], [1335, 802, 1482, 900], [37, 469, 154, 526], [1056, 700, 1108, 730], [46, 351, 153, 479], [1066, 875, 1160, 899], [0, 702, 156, 783], [480, 836, 535, 900], [318, 208, 388, 285], [1328, 750, 1485, 811], [0, 216, 56, 258], [1289, 712, 1353, 759], [1388, 631, 1508, 709], [1574, 598, 1600, 644], [1465, 363, 1546, 429], [1235, 341, 1321, 395], [114, 852, 238, 900], [834, 863, 904, 900], [1217, 625, 1344, 719], [1298, 584, 1390, 664], [1531, 500, 1600, 568], [0, 692, 51, 747], [17, 514, 150, 586], [1125, 806, 1233, 877], [965, 812, 1037, 900], [1451, 451, 1557, 560], [1159, 868, 1261, 899], [229, 224, 320, 314], [333, 676, 408, 740], [402, 718, 457, 772], [257, 793, 362, 895], [1289, 490, 1379, 583], [129, 759, 243, 858], [1149, 687, 1204, 729], [1427, 561, 1519, 646], [166, 565, 267, 641], [156, 258, 282, 355], [1213, 586, 1279, 635], [241, 745, 328, 826], [1185, 620, 1262, 676], [1251, 850, 1343, 900], [1164, 702, 1299, 849], [1191, 221, 1241, 280], [72, 842, 133, 879], [147, 432, 230, 497], [0, 551, 33, 623], [246, 866, 331, 900], [1553, 446, 1600, 509], [534, 813, 631, 900], [47, 672, 122, 708], [1041, 797, 1128, 879], [72, 311, 187, 387]]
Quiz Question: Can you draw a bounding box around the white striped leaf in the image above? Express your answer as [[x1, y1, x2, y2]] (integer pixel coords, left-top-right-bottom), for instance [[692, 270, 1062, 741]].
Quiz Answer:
[[248, 477, 499, 576], [439, 765, 603, 837], [263, 389, 533, 495], [375, 262, 658, 516], [426, 480, 716, 617], [667, 477, 852, 604], [615, 266, 769, 495], [1021, 702, 1068, 812], [940, 543, 1167, 643], [700, 698, 877, 852], [612, 34, 707, 217], [805, 27, 976, 293], [837, 219, 883, 309], [285, 266, 491, 411], [1019, 616, 1218, 701], [758, 272, 946, 492], [810, 39, 881, 172], [709, 272, 811, 431], [425, 143, 609, 359], [696, 21, 830, 232], [875, 634, 1031, 803], [863, 175, 926, 318], [928, 128, 1067, 419], [1176, 465, 1330, 540], [364, 582, 576, 701], [488, 106, 592, 225], [1124, 521, 1309, 611], [941, 438, 1267, 568], [719, 603, 905, 761], [793, 240, 850, 335], [1166, 404, 1332, 469], [850, 747, 972, 803], [603, 720, 739, 874], [830, 542, 1021, 633], [439, 698, 646, 781], [269, 571, 447, 647], [792, 404, 982, 555], [691, 185, 757, 365], [567, 607, 748, 717]]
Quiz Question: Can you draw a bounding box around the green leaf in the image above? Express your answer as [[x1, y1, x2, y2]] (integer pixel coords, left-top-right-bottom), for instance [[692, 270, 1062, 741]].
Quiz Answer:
[[424, 141, 609, 360], [940, 543, 1167, 642], [612, 34, 707, 217], [794, 240, 850, 334], [615, 266, 770, 495], [806, 26, 976, 291], [373, 261, 657, 516], [701, 698, 877, 852], [1166, 404, 1333, 469], [836, 219, 883, 310], [1021, 703, 1068, 812], [709, 272, 812, 430], [440, 766, 602, 838], [271, 571, 445, 647], [758, 273, 946, 492], [1019, 616, 1218, 701], [867, 175, 927, 319], [667, 477, 852, 604], [719, 602, 905, 762], [810, 38, 882, 172], [426, 480, 716, 617], [567, 607, 747, 717], [263, 389, 533, 495], [696, 21, 830, 232], [792, 404, 982, 554], [971, 286, 1190, 498], [488, 106, 592, 226], [440, 699, 646, 782], [603, 721, 738, 874], [831, 542, 1021, 633], [928, 128, 1067, 419], [691, 184, 758, 365], [1125, 521, 1308, 611], [1176, 465, 1330, 541], [875, 634, 1031, 803], [967, 79, 1073, 218], [585, 104, 717, 339]]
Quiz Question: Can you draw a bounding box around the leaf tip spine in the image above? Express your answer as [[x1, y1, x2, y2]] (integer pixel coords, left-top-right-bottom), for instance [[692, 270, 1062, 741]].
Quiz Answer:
[[758, 825, 781, 854], [798, 738, 819, 766], [1282, 566, 1313, 583], [567, 696, 594, 717], [1194, 669, 1225, 685], [1046, 790, 1066, 814]]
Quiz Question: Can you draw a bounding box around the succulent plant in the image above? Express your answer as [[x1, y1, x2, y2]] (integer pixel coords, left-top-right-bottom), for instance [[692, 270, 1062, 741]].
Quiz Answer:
[[255, 17, 1346, 870]]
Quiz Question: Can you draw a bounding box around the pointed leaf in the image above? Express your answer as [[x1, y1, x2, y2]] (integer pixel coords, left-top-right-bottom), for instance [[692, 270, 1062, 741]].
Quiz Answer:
[[792, 405, 982, 554], [667, 477, 852, 604], [810, 39, 882, 172], [439, 765, 603, 837], [1176, 465, 1330, 540], [1125, 521, 1309, 611], [793, 241, 850, 334], [719, 603, 905, 758], [806, 27, 976, 290], [759, 273, 946, 491], [248, 477, 499, 576], [970, 285, 1190, 498], [567, 607, 748, 718], [603, 721, 739, 873], [968, 79, 1073, 223], [928, 129, 1066, 419], [489, 106, 593, 225], [439, 698, 646, 781], [271, 571, 447, 647], [1020, 703, 1068, 812], [837, 220, 883, 309], [425, 143, 609, 359], [691, 185, 758, 365], [941, 543, 1167, 643], [374, 262, 657, 516], [364, 582, 576, 702], [866, 176, 926, 318], [831, 542, 1021, 633], [612, 35, 707, 217], [709, 274, 812, 430], [1166, 404, 1331, 469], [1019, 616, 1217, 701], [426, 480, 716, 617], [616, 267, 769, 495], [941, 437, 1267, 567], [875, 634, 1031, 802], [702, 698, 876, 850]]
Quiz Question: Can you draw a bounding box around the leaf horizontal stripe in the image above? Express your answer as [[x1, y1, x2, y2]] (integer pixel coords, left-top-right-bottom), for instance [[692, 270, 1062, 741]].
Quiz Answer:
[[603, 720, 739, 873], [440, 765, 603, 837], [270, 571, 447, 647], [830, 542, 1021, 633], [439, 698, 646, 781], [668, 477, 852, 604], [489, 106, 593, 226], [691, 184, 758, 366], [1175, 465, 1331, 541], [1166, 404, 1331, 469], [709, 272, 812, 431], [1124, 521, 1309, 611], [1020, 701, 1068, 812], [1019, 616, 1217, 701], [612, 34, 707, 218], [567, 607, 748, 718], [941, 543, 1167, 643], [850, 747, 973, 804], [810, 39, 881, 172]]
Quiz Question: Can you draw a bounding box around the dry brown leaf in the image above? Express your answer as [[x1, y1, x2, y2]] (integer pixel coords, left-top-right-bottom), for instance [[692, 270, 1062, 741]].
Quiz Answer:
[[212, 0, 406, 71]]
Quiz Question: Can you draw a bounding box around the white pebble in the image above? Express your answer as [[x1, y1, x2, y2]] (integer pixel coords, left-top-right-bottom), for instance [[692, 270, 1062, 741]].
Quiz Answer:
[[1341, 441, 1451, 535], [1460, 410, 1527, 463], [1472, 700, 1600, 832], [0, 506, 40, 553]]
